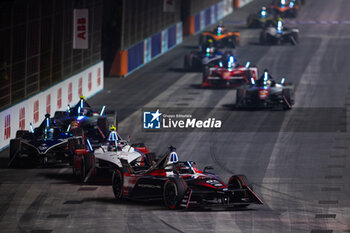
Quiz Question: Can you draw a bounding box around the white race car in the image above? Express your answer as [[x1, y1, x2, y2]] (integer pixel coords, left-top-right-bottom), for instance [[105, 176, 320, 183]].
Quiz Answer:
[[70, 128, 152, 182]]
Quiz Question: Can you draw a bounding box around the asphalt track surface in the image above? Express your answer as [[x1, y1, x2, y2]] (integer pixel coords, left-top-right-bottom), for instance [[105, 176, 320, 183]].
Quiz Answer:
[[1, 0, 350, 232]]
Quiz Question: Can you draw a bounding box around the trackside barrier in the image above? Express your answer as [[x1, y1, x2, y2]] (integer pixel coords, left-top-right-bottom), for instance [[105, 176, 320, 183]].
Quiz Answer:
[[234, 0, 255, 8], [0, 61, 104, 151], [110, 22, 183, 77], [187, 0, 233, 35]]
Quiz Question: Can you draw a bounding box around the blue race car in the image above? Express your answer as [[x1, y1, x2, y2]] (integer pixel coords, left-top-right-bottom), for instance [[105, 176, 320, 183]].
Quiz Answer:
[[8, 114, 77, 168], [54, 96, 116, 140], [184, 42, 233, 72]]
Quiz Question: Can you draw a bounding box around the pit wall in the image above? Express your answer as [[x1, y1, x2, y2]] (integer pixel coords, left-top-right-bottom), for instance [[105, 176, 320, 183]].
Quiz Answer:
[[0, 61, 104, 151], [109, 22, 183, 77]]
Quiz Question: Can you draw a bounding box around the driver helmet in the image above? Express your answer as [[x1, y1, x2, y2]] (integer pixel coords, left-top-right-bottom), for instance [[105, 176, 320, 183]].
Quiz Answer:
[[261, 6, 267, 17]]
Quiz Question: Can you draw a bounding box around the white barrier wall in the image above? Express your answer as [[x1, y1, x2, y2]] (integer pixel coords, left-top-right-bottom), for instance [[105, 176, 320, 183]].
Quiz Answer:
[[238, 0, 254, 8], [0, 61, 104, 150]]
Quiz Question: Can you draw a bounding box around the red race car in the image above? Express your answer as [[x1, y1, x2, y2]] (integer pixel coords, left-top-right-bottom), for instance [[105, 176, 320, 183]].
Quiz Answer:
[[202, 55, 258, 88], [112, 146, 263, 210]]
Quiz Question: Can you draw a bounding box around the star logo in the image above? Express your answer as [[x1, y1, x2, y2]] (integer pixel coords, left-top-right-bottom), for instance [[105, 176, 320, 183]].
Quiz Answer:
[[143, 109, 162, 129]]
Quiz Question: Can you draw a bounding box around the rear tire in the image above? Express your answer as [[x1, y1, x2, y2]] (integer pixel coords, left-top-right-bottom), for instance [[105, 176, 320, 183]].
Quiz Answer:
[[228, 174, 252, 208], [163, 177, 186, 209], [259, 31, 266, 45], [112, 168, 123, 200], [9, 139, 21, 168], [202, 66, 209, 84], [16, 130, 29, 139], [290, 31, 299, 45], [184, 54, 193, 71]]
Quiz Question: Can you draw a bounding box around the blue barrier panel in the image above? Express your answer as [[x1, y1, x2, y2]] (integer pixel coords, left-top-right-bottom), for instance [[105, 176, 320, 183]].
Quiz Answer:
[[168, 25, 176, 49], [205, 8, 211, 26], [195, 13, 200, 33], [128, 41, 144, 72], [151, 32, 161, 58]]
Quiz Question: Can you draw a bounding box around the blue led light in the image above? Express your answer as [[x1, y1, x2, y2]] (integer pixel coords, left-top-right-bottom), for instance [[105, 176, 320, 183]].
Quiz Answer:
[[87, 139, 93, 152], [251, 78, 255, 85], [264, 72, 268, 81], [100, 106, 105, 116], [245, 61, 251, 68], [281, 77, 285, 85], [77, 115, 85, 121]]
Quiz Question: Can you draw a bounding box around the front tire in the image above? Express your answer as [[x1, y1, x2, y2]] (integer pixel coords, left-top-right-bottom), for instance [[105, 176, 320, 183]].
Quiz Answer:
[[9, 139, 21, 168], [228, 174, 252, 208], [163, 177, 186, 209], [259, 31, 266, 45], [112, 168, 123, 200]]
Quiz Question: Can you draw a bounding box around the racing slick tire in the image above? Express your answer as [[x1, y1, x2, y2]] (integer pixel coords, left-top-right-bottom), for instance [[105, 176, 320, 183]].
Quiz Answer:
[[231, 35, 239, 48], [80, 153, 94, 183], [163, 176, 186, 210], [112, 168, 123, 201], [290, 31, 299, 45], [235, 89, 244, 107], [16, 130, 29, 139], [246, 16, 256, 28], [54, 111, 68, 119], [202, 66, 209, 84], [228, 174, 252, 208], [259, 31, 267, 45], [9, 139, 21, 168], [184, 54, 193, 71]]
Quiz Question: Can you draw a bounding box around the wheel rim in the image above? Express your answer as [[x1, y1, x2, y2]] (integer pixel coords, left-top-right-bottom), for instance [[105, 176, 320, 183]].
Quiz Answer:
[[164, 181, 178, 208], [113, 171, 122, 199]]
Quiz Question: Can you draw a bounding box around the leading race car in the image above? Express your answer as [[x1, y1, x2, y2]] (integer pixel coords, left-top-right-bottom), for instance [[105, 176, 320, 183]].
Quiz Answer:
[[234, 70, 295, 109], [247, 6, 277, 28], [201, 54, 258, 88], [199, 23, 240, 49], [54, 95, 116, 139], [259, 19, 299, 45], [112, 146, 263, 210], [8, 114, 76, 168], [70, 126, 152, 183], [270, 0, 299, 18]]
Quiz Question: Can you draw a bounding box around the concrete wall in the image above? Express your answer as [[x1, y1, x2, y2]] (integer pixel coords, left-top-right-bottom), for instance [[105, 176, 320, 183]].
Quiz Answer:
[[0, 61, 104, 150]]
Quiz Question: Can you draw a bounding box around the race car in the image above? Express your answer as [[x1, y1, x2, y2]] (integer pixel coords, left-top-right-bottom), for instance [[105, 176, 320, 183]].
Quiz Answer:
[[201, 54, 258, 88], [54, 95, 116, 139], [8, 114, 76, 168], [270, 0, 299, 18], [112, 146, 263, 210], [199, 23, 240, 49], [184, 42, 232, 72], [247, 6, 277, 28], [235, 70, 295, 109], [70, 126, 152, 183], [259, 19, 299, 45]]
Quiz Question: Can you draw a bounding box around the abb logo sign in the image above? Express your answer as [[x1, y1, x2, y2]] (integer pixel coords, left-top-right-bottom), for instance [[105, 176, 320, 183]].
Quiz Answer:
[[78, 77, 83, 97], [73, 9, 89, 49], [88, 72, 92, 91], [19, 107, 25, 130], [4, 114, 11, 140], [33, 100, 39, 123], [46, 94, 51, 114], [57, 88, 62, 109], [97, 68, 101, 86], [68, 83, 72, 103]]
